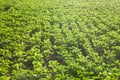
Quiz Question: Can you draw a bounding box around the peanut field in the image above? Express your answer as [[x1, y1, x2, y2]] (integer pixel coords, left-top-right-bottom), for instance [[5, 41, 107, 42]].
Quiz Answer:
[[0, 0, 120, 80]]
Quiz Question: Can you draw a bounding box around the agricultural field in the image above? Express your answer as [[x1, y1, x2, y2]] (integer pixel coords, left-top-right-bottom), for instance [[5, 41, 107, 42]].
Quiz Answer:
[[0, 0, 120, 80]]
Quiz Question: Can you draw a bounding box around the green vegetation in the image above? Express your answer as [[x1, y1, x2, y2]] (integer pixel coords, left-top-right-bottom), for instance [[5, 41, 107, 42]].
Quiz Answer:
[[0, 0, 120, 80]]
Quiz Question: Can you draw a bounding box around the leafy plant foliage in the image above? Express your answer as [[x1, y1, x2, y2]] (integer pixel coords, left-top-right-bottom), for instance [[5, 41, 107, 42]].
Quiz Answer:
[[0, 0, 120, 80]]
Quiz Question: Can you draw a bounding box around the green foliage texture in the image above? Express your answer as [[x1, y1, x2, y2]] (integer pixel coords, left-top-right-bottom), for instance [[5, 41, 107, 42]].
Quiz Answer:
[[0, 0, 120, 80]]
